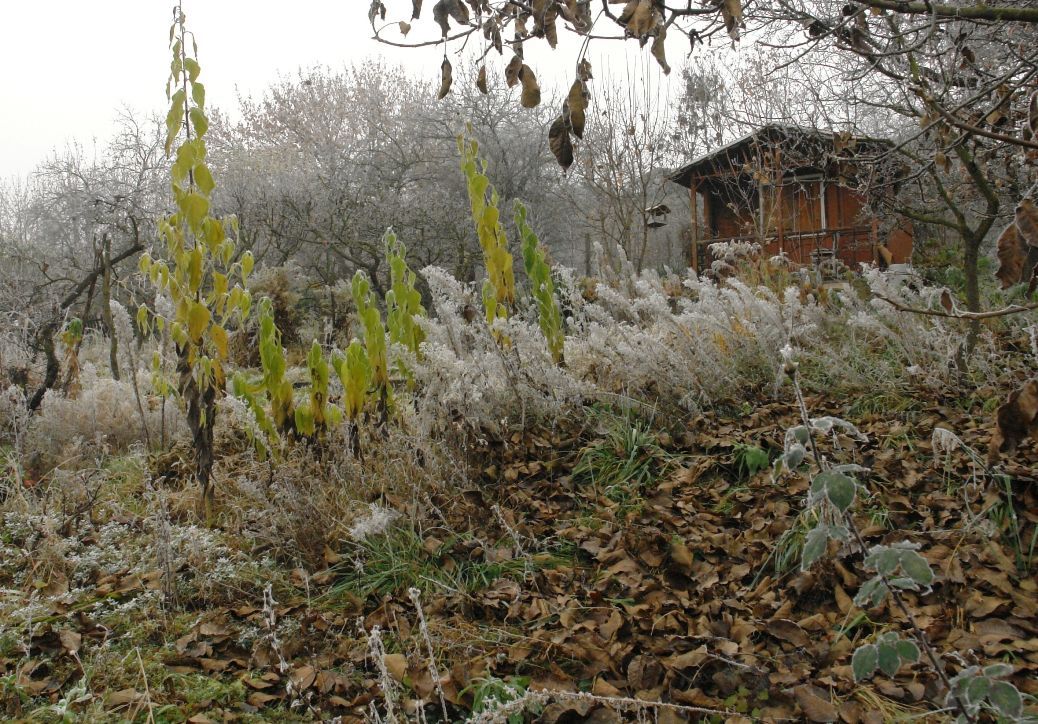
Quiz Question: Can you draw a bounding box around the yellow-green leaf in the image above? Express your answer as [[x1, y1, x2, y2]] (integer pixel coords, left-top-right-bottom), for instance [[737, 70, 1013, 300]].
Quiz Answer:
[[241, 251, 255, 279], [187, 302, 211, 343], [180, 192, 209, 231], [210, 324, 228, 359], [194, 162, 215, 196], [189, 107, 209, 138]]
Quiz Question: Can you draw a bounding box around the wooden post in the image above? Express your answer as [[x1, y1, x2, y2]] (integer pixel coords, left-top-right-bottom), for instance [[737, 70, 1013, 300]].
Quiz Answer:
[[701, 185, 713, 272], [775, 148, 784, 256], [690, 182, 699, 273]]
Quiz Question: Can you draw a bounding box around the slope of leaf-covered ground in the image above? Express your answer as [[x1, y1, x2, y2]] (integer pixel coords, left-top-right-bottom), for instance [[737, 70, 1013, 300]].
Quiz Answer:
[[1, 373, 1035, 722]]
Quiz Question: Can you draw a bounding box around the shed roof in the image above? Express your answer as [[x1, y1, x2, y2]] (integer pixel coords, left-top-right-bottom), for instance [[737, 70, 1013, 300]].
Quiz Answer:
[[669, 124, 891, 188]]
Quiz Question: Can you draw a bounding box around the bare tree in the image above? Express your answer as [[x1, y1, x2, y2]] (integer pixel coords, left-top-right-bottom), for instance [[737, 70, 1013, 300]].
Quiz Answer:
[[0, 110, 163, 406]]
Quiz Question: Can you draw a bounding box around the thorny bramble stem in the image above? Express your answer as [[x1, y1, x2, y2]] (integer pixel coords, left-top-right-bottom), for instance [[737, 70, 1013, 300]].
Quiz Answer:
[[787, 364, 974, 723]]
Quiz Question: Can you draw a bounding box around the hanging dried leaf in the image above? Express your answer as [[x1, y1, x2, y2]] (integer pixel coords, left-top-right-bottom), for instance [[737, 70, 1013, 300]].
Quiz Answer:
[[561, 0, 593, 32], [1015, 197, 1038, 247], [368, 0, 387, 24], [432, 0, 451, 36], [651, 23, 670, 73], [519, 64, 541, 108], [476, 65, 489, 94], [621, 0, 656, 37], [994, 222, 1027, 289], [543, 8, 559, 48], [721, 0, 743, 40], [549, 118, 574, 171], [565, 80, 588, 138], [437, 58, 453, 100], [399, 21, 412, 35], [412, 0, 423, 19], [505, 54, 522, 87], [939, 289, 954, 313], [446, 0, 470, 24], [1028, 91, 1038, 141], [484, 19, 503, 54], [578, 58, 593, 81], [988, 378, 1038, 465]]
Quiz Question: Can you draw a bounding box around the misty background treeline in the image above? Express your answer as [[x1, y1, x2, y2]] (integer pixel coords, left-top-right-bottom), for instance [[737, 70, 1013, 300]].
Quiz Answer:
[[0, 34, 1030, 361]]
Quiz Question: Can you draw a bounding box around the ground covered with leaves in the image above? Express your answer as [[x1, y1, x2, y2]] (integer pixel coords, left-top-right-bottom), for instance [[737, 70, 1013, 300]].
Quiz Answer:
[[2, 369, 1036, 723]]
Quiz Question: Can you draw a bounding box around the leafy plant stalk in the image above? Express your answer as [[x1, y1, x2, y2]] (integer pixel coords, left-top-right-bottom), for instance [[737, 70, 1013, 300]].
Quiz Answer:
[[784, 357, 974, 722]]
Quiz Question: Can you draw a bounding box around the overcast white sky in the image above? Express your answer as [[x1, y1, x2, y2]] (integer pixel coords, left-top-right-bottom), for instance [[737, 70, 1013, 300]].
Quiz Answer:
[[1, 1, 694, 180]]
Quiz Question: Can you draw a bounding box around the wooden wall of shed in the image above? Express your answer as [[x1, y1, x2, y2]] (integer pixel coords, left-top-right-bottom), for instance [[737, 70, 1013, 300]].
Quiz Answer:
[[825, 184, 866, 228], [706, 186, 756, 239]]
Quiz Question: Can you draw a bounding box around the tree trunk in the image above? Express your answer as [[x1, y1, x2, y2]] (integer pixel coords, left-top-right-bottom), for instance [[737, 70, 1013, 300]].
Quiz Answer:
[[27, 322, 60, 413], [178, 344, 217, 519], [101, 235, 120, 381], [963, 236, 981, 353]]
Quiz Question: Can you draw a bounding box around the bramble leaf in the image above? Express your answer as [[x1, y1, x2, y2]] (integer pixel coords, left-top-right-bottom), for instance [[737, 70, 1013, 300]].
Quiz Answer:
[[851, 644, 878, 682], [801, 526, 828, 570], [895, 638, 919, 663], [853, 576, 887, 608], [964, 676, 990, 705], [982, 663, 1013, 678], [864, 545, 900, 576], [877, 641, 900, 677], [815, 471, 855, 512], [899, 549, 934, 586], [987, 680, 1022, 718]]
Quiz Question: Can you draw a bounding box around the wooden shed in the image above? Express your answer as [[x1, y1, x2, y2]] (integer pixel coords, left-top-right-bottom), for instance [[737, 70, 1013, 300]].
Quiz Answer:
[[670, 125, 913, 274]]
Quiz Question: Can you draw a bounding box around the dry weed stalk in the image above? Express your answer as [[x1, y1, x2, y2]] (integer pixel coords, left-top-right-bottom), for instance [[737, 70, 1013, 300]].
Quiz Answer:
[[408, 587, 449, 722], [366, 623, 401, 724]]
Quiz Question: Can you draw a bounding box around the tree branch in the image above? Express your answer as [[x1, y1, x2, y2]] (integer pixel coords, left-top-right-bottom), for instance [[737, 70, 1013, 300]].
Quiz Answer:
[[873, 292, 1038, 320], [856, 0, 1038, 23]]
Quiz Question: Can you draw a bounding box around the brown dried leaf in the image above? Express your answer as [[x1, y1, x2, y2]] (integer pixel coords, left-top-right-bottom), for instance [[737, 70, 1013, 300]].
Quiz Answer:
[[247, 691, 281, 707], [505, 54, 522, 88], [59, 629, 82, 656], [940, 289, 954, 314], [663, 645, 708, 669], [1017, 198, 1038, 247], [291, 664, 317, 691], [561, 0, 593, 32], [412, 0, 423, 20], [669, 537, 693, 572], [565, 80, 587, 139], [476, 65, 489, 94], [626, 654, 663, 689], [624, 0, 656, 37], [483, 19, 503, 54], [794, 684, 839, 722], [446, 0, 470, 25], [399, 21, 412, 35], [437, 58, 453, 100], [651, 23, 671, 74], [368, 0, 387, 24], [385, 653, 409, 683], [106, 688, 144, 706], [995, 222, 1027, 289], [432, 0, 450, 36], [1029, 91, 1038, 140], [578, 58, 593, 81], [767, 618, 810, 648], [988, 378, 1038, 465], [721, 0, 743, 40], [519, 64, 541, 108]]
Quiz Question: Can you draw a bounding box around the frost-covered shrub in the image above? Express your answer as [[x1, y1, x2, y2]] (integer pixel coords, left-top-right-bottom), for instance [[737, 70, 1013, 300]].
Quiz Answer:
[[220, 426, 449, 564], [25, 364, 184, 468], [409, 262, 981, 435], [0, 385, 30, 447]]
